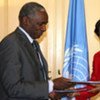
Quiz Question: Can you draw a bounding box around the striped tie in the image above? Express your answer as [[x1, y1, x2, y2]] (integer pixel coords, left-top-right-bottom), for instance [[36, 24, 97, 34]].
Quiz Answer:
[[32, 40, 47, 80]]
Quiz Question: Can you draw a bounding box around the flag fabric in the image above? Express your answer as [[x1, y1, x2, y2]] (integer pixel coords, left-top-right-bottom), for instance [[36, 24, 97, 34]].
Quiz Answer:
[[62, 0, 89, 99]]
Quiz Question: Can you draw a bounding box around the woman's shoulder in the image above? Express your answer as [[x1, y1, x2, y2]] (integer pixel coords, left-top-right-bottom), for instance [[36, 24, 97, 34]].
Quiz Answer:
[[94, 51, 100, 58]]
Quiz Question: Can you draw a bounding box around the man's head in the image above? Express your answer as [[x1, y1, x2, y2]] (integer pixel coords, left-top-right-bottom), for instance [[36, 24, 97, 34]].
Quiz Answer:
[[94, 20, 100, 38], [19, 2, 48, 39]]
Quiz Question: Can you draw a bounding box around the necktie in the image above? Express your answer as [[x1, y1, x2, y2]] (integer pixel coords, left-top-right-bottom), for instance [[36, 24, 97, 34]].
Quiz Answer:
[[32, 40, 46, 80]]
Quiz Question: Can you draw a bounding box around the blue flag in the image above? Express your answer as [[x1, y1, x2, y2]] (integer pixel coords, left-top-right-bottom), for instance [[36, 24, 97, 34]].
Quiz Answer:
[[62, 0, 89, 90]]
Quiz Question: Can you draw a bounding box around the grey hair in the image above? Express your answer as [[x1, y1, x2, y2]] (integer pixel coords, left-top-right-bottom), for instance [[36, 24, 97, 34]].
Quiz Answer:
[[19, 2, 46, 21]]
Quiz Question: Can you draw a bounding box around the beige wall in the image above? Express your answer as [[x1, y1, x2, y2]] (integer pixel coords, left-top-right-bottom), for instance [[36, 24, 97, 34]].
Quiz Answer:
[[0, 0, 100, 99]]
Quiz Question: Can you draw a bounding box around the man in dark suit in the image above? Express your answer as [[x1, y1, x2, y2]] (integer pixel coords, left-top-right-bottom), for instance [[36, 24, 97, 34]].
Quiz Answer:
[[0, 2, 74, 100]]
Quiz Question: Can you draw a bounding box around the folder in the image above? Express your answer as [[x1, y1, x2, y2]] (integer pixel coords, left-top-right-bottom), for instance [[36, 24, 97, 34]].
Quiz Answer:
[[68, 81, 100, 85], [54, 88, 87, 93]]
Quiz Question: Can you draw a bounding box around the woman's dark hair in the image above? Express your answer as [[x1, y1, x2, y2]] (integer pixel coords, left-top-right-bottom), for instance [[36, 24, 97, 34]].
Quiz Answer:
[[94, 20, 100, 37]]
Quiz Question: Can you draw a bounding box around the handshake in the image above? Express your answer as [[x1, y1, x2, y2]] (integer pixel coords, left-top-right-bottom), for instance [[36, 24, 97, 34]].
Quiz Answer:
[[49, 77, 76, 100]]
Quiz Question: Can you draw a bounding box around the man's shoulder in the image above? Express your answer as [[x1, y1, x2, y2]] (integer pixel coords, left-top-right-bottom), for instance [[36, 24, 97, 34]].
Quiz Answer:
[[0, 29, 20, 48], [0, 28, 21, 43]]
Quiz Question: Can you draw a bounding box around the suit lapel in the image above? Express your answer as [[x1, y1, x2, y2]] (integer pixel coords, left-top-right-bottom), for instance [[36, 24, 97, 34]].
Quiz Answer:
[[16, 28, 35, 56], [14, 28, 48, 80]]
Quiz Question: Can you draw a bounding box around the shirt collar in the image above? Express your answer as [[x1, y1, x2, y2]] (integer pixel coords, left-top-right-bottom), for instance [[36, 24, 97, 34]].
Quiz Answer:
[[18, 26, 33, 43]]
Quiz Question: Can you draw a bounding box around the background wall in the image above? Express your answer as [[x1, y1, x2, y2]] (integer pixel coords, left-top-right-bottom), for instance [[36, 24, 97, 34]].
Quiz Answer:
[[0, 0, 100, 99]]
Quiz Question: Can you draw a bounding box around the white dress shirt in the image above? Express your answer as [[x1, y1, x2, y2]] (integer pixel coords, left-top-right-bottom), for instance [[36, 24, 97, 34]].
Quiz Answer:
[[18, 26, 54, 93]]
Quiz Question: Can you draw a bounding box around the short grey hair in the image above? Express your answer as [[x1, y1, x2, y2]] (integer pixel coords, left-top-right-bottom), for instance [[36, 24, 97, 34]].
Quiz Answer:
[[19, 2, 46, 21]]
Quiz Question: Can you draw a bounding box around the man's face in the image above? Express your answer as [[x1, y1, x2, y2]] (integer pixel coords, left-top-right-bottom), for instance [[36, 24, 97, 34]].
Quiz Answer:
[[26, 11, 48, 39]]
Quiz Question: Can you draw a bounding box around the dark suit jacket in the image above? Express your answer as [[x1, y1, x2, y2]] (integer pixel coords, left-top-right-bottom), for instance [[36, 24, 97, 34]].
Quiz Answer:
[[0, 28, 48, 100], [76, 51, 100, 100]]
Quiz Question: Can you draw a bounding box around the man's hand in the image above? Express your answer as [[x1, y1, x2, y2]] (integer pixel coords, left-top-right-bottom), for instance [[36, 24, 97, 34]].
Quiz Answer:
[[49, 91, 71, 100], [53, 77, 75, 90], [49, 91, 61, 100]]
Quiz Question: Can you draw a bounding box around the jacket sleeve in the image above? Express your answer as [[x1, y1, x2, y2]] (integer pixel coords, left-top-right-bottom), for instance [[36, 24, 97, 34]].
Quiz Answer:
[[0, 37, 48, 99]]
